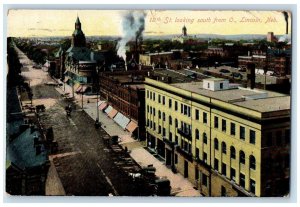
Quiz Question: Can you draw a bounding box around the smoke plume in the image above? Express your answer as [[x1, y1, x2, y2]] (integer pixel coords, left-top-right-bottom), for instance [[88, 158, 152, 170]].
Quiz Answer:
[[117, 10, 146, 62]]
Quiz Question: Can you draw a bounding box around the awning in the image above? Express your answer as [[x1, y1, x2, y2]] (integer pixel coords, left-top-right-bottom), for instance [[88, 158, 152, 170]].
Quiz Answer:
[[73, 83, 81, 91], [97, 100, 105, 107], [64, 77, 70, 83], [77, 85, 89, 93], [99, 102, 108, 111], [113, 112, 130, 129], [108, 108, 118, 119], [126, 120, 138, 133], [104, 105, 113, 114], [76, 85, 83, 93]]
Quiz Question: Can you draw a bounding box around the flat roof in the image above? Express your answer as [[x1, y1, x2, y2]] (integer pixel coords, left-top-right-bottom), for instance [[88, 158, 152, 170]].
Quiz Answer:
[[171, 81, 290, 112]]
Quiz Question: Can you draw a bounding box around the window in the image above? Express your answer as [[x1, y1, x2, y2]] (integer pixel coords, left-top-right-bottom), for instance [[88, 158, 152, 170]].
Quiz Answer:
[[195, 129, 200, 140], [169, 116, 172, 125], [158, 126, 161, 134], [175, 101, 178, 111], [230, 146, 236, 159], [150, 92, 152, 100], [195, 168, 199, 180], [250, 155, 256, 170], [285, 129, 290, 145], [203, 152, 207, 163], [231, 123, 236, 136], [153, 93, 155, 101], [195, 109, 199, 120], [207, 82, 210, 88], [147, 119, 149, 126], [220, 82, 223, 89], [158, 94, 161, 103], [153, 108, 156, 116], [163, 128, 166, 136], [250, 130, 256, 144], [250, 179, 256, 194], [203, 112, 207, 124], [222, 119, 226, 132], [222, 142, 226, 154], [203, 133, 207, 144], [181, 104, 183, 114], [221, 186, 226, 196], [175, 119, 178, 128], [214, 158, 219, 171], [240, 126, 245, 140], [196, 148, 199, 158], [150, 107, 152, 114], [276, 131, 282, 146], [169, 132, 173, 141], [162, 112, 166, 121], [240, 151, 245, 164], [222, 163, 227, 176], [158, 110, 161, 119], [150, 121, 152, 128], [162, 96, 165, 105], [175, 136, 178, 145], [147, 105, 149, 113], [267, 132, 273, 146], [153, 123, 156, 130], [240, 173, 245, 188], [169, 99, 172, 108], [214, 116, 219, 128], [147, 90, 149, 98], [214, 138, 219, 150], [202, 174, 207, 186], [230, 168, 236, 181]]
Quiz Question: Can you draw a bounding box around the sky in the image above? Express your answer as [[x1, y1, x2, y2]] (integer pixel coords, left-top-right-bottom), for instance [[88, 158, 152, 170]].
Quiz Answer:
[[7, 10, 292, 37]]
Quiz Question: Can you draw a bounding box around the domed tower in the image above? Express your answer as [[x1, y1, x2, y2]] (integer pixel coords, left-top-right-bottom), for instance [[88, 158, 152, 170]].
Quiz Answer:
[[71, 16, 86, 47], [182, 25, 187, 36]]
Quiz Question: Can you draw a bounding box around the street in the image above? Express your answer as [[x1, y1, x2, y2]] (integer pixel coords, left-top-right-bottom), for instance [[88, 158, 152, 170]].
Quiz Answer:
[[16, 47, 152, 196]]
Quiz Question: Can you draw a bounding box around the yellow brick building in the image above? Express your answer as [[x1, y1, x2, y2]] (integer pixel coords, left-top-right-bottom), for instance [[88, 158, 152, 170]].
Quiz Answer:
[[145, 77, 290, 197]]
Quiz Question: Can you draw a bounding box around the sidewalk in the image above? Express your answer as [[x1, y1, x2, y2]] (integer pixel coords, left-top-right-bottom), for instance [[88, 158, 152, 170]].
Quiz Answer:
[[54, 80, 200, 197]]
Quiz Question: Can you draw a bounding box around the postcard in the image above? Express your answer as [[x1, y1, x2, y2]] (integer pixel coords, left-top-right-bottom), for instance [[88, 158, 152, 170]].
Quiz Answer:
[[6, 9, 291, 197]]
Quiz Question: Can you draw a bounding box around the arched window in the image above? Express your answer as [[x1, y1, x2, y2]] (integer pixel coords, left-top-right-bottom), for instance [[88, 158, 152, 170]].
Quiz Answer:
[[195, 129, 200, 140], [230, 146, 236, 159], [214, 138, 219, 150], [222, 142, 227, 154], [203, 133, 207, 144], [250, 155, 256, 170], [169, 116, 172, 125], [240, 151, 245, 164]]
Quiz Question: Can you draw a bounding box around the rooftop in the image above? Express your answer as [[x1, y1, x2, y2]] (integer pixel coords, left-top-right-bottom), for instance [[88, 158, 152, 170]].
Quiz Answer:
[[7, 128, 48, 170], [171, 81, 290, 112]]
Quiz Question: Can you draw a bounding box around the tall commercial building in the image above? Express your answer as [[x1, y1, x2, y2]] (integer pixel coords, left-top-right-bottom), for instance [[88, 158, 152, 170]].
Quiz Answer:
[[145, 77, 290, 197]]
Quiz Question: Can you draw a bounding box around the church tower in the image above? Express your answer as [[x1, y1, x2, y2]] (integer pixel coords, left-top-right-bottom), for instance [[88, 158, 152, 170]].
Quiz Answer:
[[182, 25, 187, 36], [71, 16, 86, 47]]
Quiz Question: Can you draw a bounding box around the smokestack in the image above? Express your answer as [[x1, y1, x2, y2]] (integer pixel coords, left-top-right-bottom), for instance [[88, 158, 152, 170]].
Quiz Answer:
[[117, 11, 146, 66], [247, 63, 255, 89], [282, 11, 289, 34]]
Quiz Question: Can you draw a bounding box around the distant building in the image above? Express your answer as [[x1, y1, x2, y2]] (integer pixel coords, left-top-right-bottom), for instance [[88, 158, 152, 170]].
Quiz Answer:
[[139, 50, 189, 69], [267, 32, 278, 43], [99, 70, 150, 139], [61, 16, 104, 93], [172, 25, 199, 44], [6, 88, 50, 195]]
